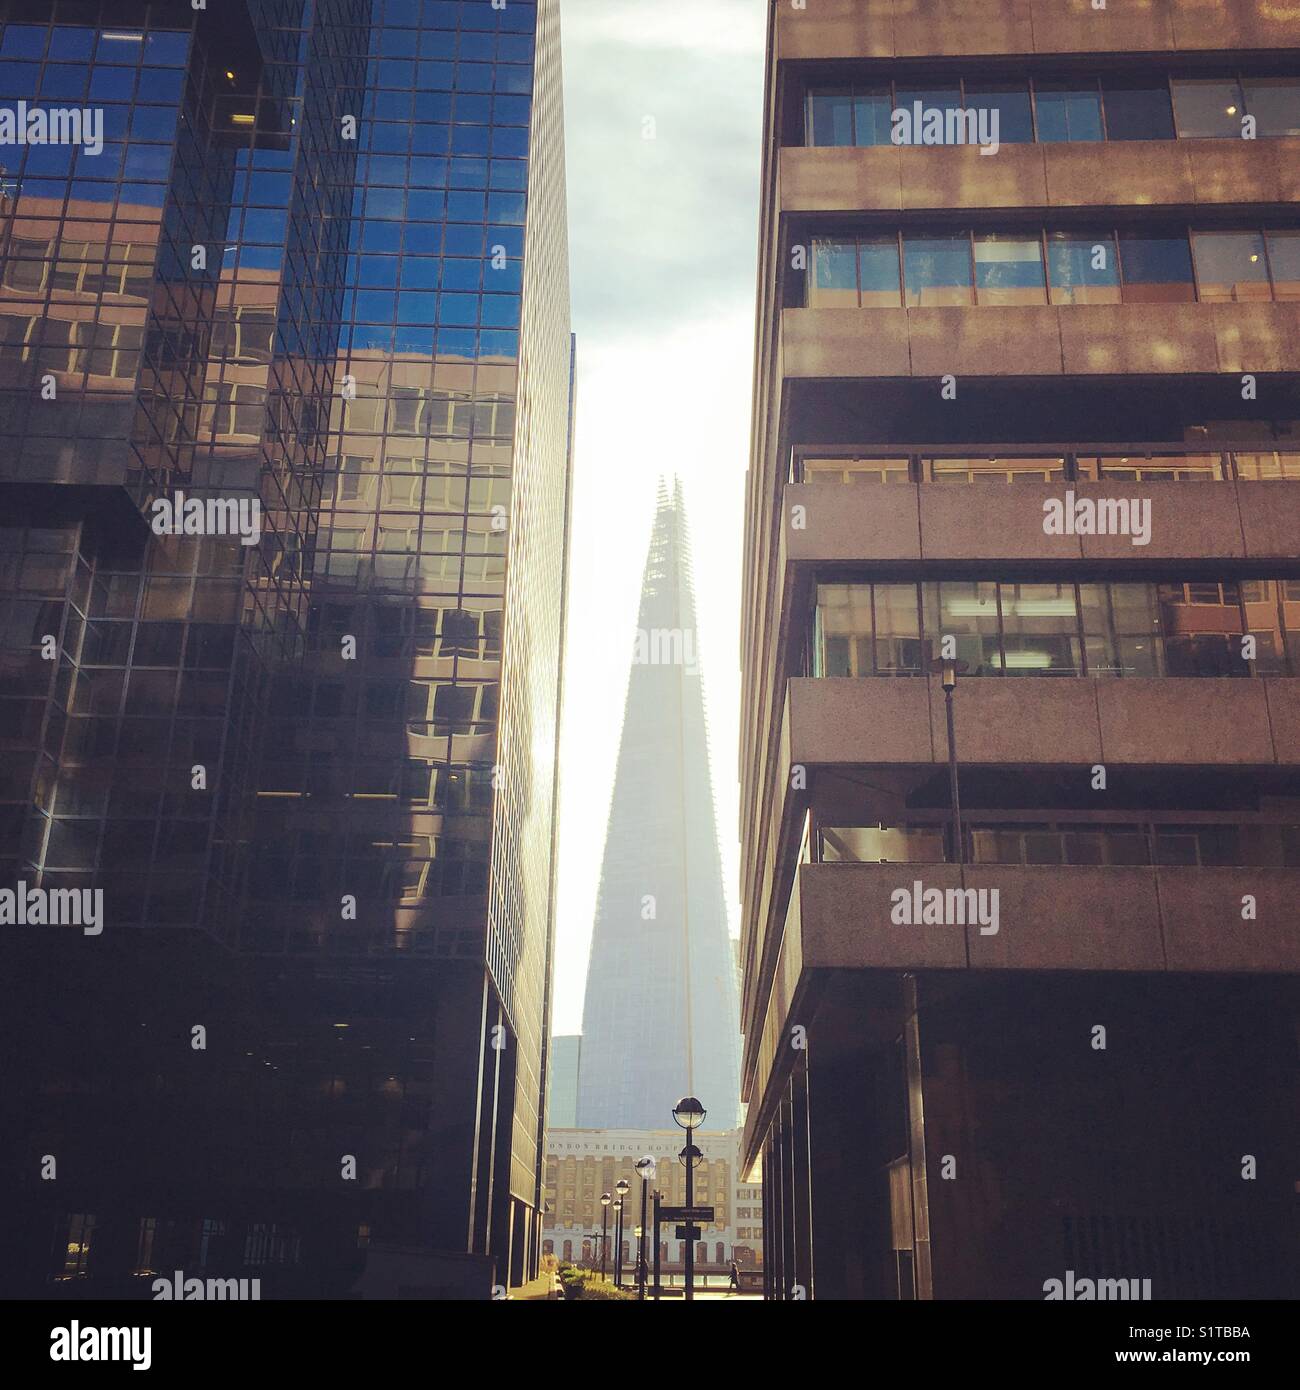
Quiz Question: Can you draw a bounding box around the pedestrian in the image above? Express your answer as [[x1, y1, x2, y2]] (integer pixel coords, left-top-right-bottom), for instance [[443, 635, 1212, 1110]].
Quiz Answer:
[[728, 1258, 740, 1293]]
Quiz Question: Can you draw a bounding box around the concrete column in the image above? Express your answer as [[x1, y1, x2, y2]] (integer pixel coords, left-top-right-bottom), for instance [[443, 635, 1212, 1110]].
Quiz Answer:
[[791, 1055, 814, 1297], [902, 976, 933, 1300]]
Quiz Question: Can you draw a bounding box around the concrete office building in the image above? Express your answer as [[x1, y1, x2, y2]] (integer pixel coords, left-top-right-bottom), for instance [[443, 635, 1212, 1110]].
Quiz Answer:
[[0, 0, 572, 1297], [740, 0, 1300, 1300]]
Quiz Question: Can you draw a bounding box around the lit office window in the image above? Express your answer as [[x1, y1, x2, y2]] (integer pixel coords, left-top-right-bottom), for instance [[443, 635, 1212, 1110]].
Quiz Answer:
[[1242, 76, 1300, 136], [973, 233, 1047, 306], [1191, 230, 1272, 301], [1265, 230, 1300, 299], [1171, 78, 1247, 138]]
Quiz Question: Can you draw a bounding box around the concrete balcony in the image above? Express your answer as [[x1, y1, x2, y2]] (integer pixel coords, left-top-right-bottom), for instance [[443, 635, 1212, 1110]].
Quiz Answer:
[[779, 139, 1300, 216], [781, 479, 1300, 565], [774, 0, 1298, 62], [781, 302, 1300, 379], [796, 861, 1300, 974], [785, 675, 1300, 768]]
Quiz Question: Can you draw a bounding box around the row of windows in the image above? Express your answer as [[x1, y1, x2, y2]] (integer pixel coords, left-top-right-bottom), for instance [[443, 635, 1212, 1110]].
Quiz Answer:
[[814, 579, 1300, 680], [1, 215, 525, 265], [3, 241, 156, 297], [0, 58, 184, 105], [806, 228, 1300, 309], [361, 0, 537, 36], [340, 326, 518, 359], [0, 26, 189, 64], [13, 140, 176, 182], [0, 98, 179, 142], [339, 288, 522, 326], [820, 822, 1300, 868], [356, 57, 532, 94], [247, 850, 491, 901], [797, 450, 1300, 485], [805, 73, 1300, 147]]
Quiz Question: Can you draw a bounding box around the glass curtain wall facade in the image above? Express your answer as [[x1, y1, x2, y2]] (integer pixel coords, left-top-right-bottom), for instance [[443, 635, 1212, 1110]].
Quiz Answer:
[[0, 0, 571, 1299]]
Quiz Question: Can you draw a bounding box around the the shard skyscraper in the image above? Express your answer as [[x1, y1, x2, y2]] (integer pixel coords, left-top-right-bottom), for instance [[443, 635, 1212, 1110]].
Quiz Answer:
[[576, 481, 740, 1131]]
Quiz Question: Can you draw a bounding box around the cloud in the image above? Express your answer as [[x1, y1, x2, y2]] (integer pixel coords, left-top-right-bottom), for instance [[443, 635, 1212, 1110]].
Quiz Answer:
[[561, 0, 765, 340]]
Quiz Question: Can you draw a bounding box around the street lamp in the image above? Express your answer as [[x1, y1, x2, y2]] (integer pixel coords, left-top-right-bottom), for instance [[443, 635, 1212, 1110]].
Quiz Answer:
[[673, 1096, 707, 1302], [634, 1155, 656, 1301], [929, 656, 969, 864], [614, 1177, 630, 1287], [599, 1192, 611, 1281]]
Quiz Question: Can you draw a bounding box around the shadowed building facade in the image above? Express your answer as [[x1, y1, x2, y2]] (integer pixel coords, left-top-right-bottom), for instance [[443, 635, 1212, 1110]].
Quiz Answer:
[[740, 0, 1300, 1300], [576, 483, 741, 1132], [0, 0, 571, 1297]]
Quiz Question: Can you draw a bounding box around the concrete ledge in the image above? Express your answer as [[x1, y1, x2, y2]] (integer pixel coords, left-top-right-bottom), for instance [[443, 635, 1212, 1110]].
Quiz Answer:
[[777, 142, 1300, 215], [781, 304, 1300, 379], [787, 676, 1299, 768], [795, 862, 1300, 974], [775, 0, 1292, 61]]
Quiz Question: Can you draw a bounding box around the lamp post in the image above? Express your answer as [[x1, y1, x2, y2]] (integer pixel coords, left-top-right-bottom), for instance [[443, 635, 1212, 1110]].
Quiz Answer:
[[599, 1192, 611, 1281], [673, 1095, 706, 1302], [634, 1155, 655, 1301], [930, 656, 969, 863], [614, 1177, 629, 1286]]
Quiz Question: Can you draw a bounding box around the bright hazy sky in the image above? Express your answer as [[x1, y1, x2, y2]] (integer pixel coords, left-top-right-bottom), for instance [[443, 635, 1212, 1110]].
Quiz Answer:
[[552, 0, 765, 1034]]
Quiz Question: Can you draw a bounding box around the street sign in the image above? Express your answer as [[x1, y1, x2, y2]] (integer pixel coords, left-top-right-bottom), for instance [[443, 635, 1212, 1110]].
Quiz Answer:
[[674, 1224, 701, 1240], [661, 1205, 714, 1222]]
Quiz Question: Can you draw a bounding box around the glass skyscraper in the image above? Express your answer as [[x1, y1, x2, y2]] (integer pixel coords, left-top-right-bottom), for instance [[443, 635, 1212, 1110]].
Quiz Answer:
[[0, 0, 572, 1298], [576, 482, 741, 1132]]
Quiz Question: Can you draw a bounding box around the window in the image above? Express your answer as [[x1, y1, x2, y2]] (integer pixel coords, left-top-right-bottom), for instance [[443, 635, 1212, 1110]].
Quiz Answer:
[[895, 84, 963, 126], [815, 579, 1295, 680], [1034, 79, 1103, 142], [925, 456, 1065, 483], [1157, 581, 1245, 677], [821, 825, 946, 864], [999, 583, 1082, 675], [809, 238, 858, 307], [853, 85, 895, 145], [1265, 231, 1300, 300], [965, 80, 1034, 143], [1242, 76, 1300, 137], [802, 457, 910, 484], [1192, 230, 1271, 301], [903, 234, 972, 307], [808, 88, 854, 146], [872, 582, 925, 674], [858, 236, 902, 307], [60, 1214, 96, 1280], [1046, 231, 1120, 304], [924, 581, 1002, 674], [1117, 231, 1195, 303], [1171, 78, 1247, 138], [807, 85, 892, 146], [1078, 453, 1226, 482], [973, 233, 1047, 305], [1234, 451, 1300, 480], [1100, 77, 1175, 140]]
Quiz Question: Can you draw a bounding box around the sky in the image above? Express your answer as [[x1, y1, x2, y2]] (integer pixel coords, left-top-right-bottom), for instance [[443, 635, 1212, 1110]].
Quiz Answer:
[[551, 0, 766, 1035]]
